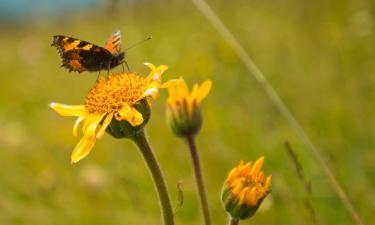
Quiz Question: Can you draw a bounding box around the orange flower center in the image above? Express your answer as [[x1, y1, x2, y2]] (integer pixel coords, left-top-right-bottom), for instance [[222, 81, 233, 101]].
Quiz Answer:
[[85, 73, 148, 114]]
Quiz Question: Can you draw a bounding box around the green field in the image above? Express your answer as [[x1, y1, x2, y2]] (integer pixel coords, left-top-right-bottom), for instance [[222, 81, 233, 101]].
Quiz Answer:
[[0, 0, 373, 224]]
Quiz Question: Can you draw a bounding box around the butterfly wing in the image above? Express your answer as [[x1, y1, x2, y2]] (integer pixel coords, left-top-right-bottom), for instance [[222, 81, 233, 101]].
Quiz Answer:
[[52, 35, 113, 73], [104, 30, 122, 55]]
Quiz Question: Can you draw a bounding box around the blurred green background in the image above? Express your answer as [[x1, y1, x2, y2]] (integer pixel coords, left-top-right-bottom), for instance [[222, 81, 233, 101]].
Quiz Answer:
[[0, 0, 374, 224]]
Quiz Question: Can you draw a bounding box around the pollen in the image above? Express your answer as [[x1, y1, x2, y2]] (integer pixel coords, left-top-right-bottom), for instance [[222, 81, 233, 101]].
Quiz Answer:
[[85, 73, 148, 114]]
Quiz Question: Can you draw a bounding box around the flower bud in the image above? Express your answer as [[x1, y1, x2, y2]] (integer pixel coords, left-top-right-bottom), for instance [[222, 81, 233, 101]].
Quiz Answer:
[[164, 79, 211, 137], [221, 157, 272, 220]]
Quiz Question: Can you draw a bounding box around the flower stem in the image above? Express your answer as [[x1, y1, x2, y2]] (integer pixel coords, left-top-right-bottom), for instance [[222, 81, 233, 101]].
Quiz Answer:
[[132, 130, 174, 225], [227, 217, 239, 225], [186, 134, 211, 225]]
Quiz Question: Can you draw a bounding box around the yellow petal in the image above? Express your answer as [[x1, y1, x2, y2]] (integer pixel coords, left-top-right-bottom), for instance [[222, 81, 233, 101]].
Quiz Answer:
[[264, 175, 272, 191], [165, 79, 188, 102], [250, 156, 264, 177], [144, 62, 156, 76], [115, 105, 144, 126], [49, 103, 86, 117], [196, 80, 212, 104], [117, 104, 131, 118], [161, 79, 181, 89], [190, 84, 199, 100], [247, 187, 258, 206], [73, 116, 85, 137], [144, 62, 168, 81], [71, 135, 96, 163], [96, 113, 113, 139], [142, 86, 159, 99], [128, 107, 144, 126], [82, 113, 106, 136], [238, 187, 249, 205]]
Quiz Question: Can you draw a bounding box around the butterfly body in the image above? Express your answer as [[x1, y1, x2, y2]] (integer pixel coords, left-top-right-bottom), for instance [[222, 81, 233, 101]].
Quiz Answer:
[[51, 31, 125, 73]]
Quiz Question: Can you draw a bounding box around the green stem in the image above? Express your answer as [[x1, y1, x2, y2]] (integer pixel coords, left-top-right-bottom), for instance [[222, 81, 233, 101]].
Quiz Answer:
[[186, 134, 212, 225], [132, 130, 175, 225], [228, 217, 239, 225]]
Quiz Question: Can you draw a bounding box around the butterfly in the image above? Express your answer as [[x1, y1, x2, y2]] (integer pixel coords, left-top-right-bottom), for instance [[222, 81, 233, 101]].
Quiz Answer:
[[51, 30, 127, 73]]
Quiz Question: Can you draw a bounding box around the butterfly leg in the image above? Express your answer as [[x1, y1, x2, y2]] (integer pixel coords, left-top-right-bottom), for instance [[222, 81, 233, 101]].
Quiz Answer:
[[107, 64, 111, 76], [96, 70, 101, 82], [124, 61, 131, 72]]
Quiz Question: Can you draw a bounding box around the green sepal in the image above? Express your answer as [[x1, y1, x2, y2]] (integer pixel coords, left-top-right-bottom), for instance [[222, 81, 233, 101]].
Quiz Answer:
[[221, 184, 263, 220], [167, 100, 202, 137]]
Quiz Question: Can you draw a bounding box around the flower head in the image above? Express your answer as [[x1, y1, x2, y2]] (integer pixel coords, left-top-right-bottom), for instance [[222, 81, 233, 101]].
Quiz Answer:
[[222, 157, 272, 220], [164, 78, 212, 137], [50, 63, 168, 163]]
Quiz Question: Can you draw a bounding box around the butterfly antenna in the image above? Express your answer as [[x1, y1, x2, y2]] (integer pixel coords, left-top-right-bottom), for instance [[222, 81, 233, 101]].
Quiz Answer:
[[124, 36, 152, 51]]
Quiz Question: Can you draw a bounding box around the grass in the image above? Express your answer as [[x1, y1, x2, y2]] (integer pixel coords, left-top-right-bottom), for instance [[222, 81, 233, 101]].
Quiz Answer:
[[0, 0, 373, 224]]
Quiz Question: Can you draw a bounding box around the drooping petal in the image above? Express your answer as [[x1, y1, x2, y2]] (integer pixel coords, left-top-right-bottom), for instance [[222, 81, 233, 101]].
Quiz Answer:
[[115, 105, 144, 126], [82, 113, 106, 136], [96, 113, 114, 139], [49, 103, 87, 117], [128, 107, 144, 126], [73, 116, 85, 137], [116, 103, 131, 118], [71, 135, 96, 163]]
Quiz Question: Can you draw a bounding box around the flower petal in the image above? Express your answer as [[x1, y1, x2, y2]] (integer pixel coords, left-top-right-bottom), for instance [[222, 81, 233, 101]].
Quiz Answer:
[[161, 79, 181, 88], [73, 116, 85, 137], [117, 103, 131, 118], [82, 113, 106, 136], [96, 113, 114, 139], [142, 87, 159, 99], [196, 80, 212, 104], [128, 107, 144, 126], [49, 103, 86, 117], [165, 78, 188, 102], [145, 62, 168, 81], [115, 106, 144, 126], [71, 135, 96, 163]]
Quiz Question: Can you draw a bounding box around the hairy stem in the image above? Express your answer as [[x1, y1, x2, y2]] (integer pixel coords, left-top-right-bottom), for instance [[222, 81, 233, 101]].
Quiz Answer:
[[132, 130, 174, 225], [186, 134, 211, 225], [228, 217, 239, 225]]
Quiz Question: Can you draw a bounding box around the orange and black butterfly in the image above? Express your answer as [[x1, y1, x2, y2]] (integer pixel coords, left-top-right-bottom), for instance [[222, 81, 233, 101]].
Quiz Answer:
[[51, 30, 127, 73]]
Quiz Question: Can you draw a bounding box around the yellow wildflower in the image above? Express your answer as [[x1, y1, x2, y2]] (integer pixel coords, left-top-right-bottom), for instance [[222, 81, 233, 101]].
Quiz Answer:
[[222, 157, 272, 220], [50, 63, 168, 163], [164, 78, 212, 137]]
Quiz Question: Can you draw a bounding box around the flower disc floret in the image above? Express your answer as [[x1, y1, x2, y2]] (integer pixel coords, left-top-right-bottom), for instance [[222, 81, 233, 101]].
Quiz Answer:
[[85, 73, 148, 114]]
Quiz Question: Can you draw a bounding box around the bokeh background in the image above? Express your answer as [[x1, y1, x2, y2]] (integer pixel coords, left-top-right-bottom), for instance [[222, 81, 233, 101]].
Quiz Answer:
[[0, 0, 374, 224]]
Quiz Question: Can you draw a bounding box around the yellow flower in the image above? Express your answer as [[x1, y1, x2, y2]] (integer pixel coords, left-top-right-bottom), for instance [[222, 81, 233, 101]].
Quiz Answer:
[[222, 157, 272, 220], [164, 78, 212, 137], [50, 63, 168, 163]]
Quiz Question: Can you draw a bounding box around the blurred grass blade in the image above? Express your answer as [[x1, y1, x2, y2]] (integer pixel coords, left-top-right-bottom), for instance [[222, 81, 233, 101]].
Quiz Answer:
[[191, 0, 364, 224]]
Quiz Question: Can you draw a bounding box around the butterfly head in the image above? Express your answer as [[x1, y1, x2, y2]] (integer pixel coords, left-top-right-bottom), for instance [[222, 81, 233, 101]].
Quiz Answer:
[[110, 51, 125, 68]]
